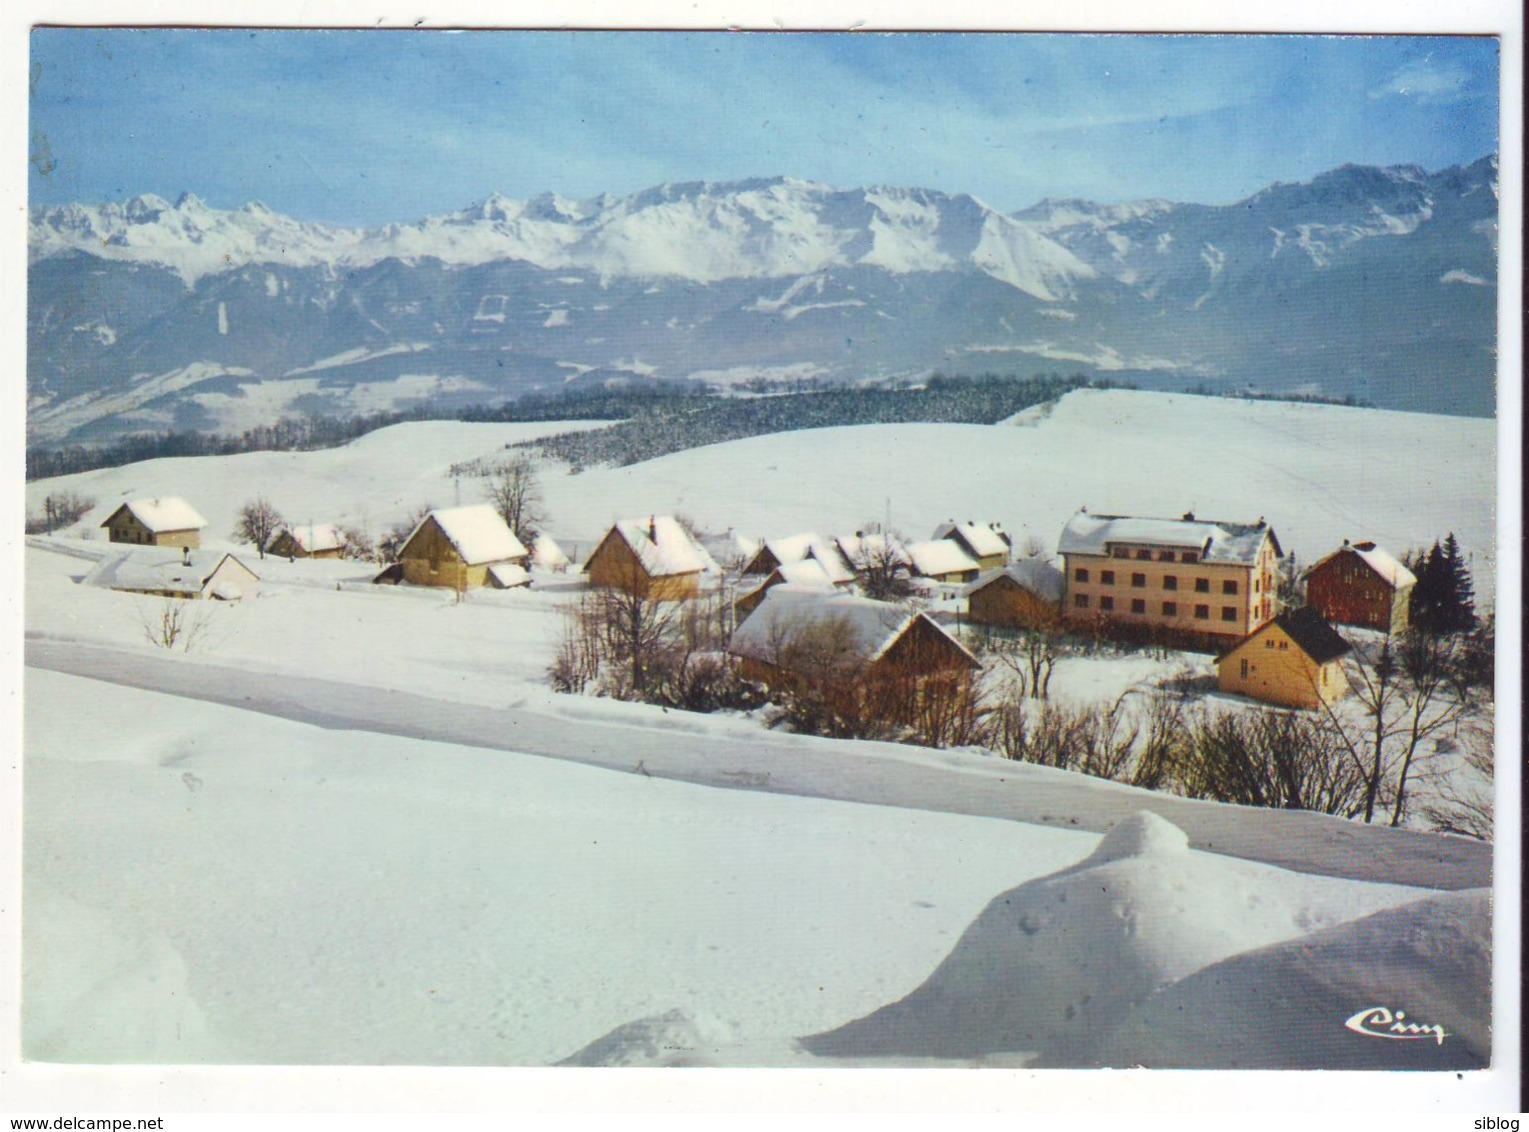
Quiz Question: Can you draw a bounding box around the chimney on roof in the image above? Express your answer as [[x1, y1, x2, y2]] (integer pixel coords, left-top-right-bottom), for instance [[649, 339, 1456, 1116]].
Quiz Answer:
[[1183, 511, 1196, 522], [1342, 538, 1350, 547], [649, 516, 657, 542], [181, 546, 191, 566]]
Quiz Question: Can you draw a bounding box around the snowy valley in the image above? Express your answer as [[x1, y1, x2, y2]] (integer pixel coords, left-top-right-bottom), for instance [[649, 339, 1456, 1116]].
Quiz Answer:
[[21, 388, 1500, 1070]]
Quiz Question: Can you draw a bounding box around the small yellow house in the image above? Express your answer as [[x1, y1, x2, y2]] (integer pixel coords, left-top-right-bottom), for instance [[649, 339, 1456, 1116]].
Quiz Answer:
[[396, 504, 530, 590], [100, 497, 207, 548], [1217, 606, 1351, 710], [584, 516, 715, 601], [932, 520, 1012, 571], [268, 523, 345, 560]]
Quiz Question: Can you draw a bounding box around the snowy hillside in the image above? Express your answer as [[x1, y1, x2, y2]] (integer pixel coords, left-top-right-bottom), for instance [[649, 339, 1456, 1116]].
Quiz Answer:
[[27, 158, 1499, 442], [25, 389, 1498, 598]]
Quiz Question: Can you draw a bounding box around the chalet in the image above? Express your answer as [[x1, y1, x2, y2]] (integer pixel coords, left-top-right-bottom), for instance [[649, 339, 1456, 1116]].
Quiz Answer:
[[964, 559, 1066, 631], [1304, 540, 1417, 635], [100, 498, 207, 549], [906, 539, 981, 584], [733, 559, 842, 621], [267, 523, 345, 560], [394, 504, 530, 590], [584, 516, 716, 601], [1059, 510, 1282, 650], [743, 532, 856, 585], [728, 588, 979, 724], [1217, 606, 1351, 710], [932, 520, 1012, 570], [84, 547, 260, 601]]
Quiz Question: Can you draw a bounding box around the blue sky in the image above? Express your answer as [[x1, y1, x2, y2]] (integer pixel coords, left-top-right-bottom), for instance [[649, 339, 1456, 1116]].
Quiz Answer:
[[28, 30, 1500, 225]]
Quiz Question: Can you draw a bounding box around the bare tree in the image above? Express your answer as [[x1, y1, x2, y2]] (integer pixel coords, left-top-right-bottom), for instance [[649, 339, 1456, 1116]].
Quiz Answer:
[[1418, 716, 1494, 840], [1176, 706, 1366, 816], [852, 530, 915, 602], [27, 491, 96, 535], [1316, 632, 1474, 826], [482, 455, 548, 546], [139, 596, 214, 652], [235, 497, 284, 559], [336, 524, 376, 562]]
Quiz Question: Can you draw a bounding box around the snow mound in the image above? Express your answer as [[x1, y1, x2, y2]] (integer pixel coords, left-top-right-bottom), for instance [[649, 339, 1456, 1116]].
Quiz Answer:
[[800, 811, 1406, 1066], [556, 1008, 743, 1067], [1103, 888, 1491, 1069]]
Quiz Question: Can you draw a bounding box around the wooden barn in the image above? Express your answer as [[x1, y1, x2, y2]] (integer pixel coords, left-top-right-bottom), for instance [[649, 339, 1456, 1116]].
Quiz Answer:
[[268, 523, 345, 560], [1217, 606, 1351, 710], [1304, 540, 1417, 635], [584, 516, 716, 601], [932, 520, 1012, 570], [395, 504, 530, 591], [100, 498, 207, 549], [84, 547, 260, 601], [965, 559, 1066, 631], [728, 588, 979, 725]]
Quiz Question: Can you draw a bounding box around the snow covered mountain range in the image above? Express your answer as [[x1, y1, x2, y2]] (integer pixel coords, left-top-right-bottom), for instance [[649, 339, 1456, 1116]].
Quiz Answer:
[[27, 157, 1498, 443]]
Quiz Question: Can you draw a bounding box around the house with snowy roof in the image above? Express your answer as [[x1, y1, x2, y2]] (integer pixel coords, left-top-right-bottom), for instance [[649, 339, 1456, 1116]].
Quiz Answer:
[[1217, 606, 1351, 710], [267, 523, 345, 560], [100, 497, 207, 549], [733, 558, 845, 621], [1059, 509, 1282, 650], [531, 533, 572, 572], [84, 546, 260, 602], [965, 559, 1066, 632], [585, 516, 717, 601], [394, 504, 530, 591], [906, 538, 982, 584], [728, 588, 979, 725], [742, 532, 857, 586], [1303, 540, 1417, 635], [834, 531, 912, 575], [932, 520, 1012, 570]]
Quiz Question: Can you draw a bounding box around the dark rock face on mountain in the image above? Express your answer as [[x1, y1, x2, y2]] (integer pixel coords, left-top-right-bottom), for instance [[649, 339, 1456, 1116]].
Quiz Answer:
[[27, 157, 1498, 443]]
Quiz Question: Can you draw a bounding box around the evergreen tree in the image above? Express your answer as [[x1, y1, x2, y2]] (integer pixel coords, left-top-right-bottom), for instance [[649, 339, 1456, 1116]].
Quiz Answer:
[[1439, 533, 1476, 633]]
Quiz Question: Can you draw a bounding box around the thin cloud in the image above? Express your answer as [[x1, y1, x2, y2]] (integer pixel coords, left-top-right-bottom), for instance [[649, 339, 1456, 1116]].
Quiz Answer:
[[1368, 59, 1474, 104]]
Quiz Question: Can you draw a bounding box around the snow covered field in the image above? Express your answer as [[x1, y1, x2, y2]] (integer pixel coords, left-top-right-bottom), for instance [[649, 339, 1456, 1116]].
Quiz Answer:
[[15, 389, 1509, 1086]]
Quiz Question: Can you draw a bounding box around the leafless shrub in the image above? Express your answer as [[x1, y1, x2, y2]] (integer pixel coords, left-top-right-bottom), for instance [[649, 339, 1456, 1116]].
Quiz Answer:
[[1418, 716, 1494, 840], [139, 596, 215, 652], [26, 491, 96, 534]]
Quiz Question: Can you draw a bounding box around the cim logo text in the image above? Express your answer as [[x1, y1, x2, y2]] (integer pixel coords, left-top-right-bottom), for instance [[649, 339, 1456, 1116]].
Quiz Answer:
[[1344, 1005, 1448, 1045]]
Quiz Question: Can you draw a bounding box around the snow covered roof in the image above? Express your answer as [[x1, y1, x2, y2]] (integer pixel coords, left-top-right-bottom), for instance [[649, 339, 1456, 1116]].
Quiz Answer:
[[907, 539, 980, 578], [1058, 510, 1277, 565], [774, 559, 841, 588], [613, 516, 717, 578], [274, 523, 343, 554], [1309, 541, 1417, 589], [411, 504, 528, 565], [933, 520, 1010, 559], [761, 532, 856, 584], [531, 534, 571, 570], [83, 548, 257, 597], [966, 559, 1066, 604], [835, 532, 911, 568], [729, 588, 976, 668], [487, 562, 531, 589], [102, 497, 207, 533]]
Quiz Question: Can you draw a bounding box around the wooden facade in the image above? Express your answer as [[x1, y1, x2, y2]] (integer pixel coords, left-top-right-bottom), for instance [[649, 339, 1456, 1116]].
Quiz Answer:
[[101, 503, 204, 549], [585, 528, 701, 601], [966, 571, 1063, 632], [268, 526, 344, 560], [1305, 543, 1414, 635], [397, 512, 528, 591], [1217, 608, 1351, 710]]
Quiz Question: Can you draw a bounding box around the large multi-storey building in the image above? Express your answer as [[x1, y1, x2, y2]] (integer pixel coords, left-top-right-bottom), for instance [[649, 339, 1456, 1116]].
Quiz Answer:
[[1058, 510, 1282, 649]]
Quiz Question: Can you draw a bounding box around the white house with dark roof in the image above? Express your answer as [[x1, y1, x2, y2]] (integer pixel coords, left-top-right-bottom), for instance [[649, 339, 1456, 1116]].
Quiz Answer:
[[101, 497, 208, 548], [1059, 509, 1282, 648]]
